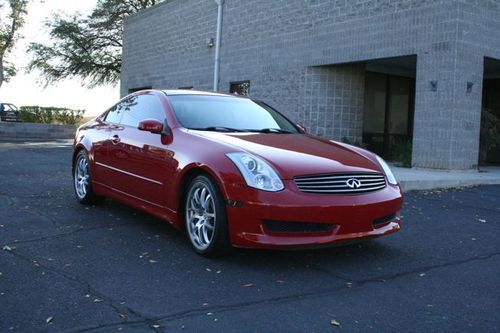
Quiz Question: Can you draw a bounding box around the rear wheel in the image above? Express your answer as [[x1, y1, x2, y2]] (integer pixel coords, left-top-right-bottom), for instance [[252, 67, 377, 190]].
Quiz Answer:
[[73, 150, 104, 205], [185, 175, 230, 256]]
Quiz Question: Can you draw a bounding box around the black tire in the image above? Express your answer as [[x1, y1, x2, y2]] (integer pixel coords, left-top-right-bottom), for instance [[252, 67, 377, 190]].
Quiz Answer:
[[73, 150, 105, 205], [184, 175, 230, 256]]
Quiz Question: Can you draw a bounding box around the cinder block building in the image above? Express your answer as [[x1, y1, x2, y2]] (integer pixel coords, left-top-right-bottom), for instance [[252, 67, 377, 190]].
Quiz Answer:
[[120, 0, 500, 170]]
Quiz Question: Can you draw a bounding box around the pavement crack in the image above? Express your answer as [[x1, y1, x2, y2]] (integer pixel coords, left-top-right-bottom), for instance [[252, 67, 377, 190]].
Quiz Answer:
[[0, 222, 134, 248], [2, 248, 155, 329], [77, 251, 500, 329], [347, 251, 500, 285]]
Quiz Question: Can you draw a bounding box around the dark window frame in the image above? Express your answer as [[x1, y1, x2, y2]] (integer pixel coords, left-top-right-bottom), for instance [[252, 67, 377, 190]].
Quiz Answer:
[[229, 80, 251, 96]]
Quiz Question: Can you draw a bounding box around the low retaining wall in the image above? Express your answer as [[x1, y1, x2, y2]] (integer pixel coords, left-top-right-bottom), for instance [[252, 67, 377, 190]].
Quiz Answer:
[[0, 122, 76, 141]]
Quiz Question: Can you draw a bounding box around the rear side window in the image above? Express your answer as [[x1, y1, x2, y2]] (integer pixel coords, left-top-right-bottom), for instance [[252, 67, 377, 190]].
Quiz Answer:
[[119, 94, 166, 128]]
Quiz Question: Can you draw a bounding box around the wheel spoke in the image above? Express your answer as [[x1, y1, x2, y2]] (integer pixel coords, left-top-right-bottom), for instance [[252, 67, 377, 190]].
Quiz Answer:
[[193, 189, 202, 208], [202, 194, 211, 210], [196, 226, 203, 245], [202, 225, 210, 244]]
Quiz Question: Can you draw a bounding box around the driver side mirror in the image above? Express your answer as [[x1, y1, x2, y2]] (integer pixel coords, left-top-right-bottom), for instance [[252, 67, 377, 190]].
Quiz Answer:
[[138, 119, 164, 134], [296, 124, 307, 133]]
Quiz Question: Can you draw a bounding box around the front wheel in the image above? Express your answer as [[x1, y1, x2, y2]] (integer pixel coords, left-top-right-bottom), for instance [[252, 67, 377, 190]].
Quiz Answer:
[[185, 175, 230, 256], [73, 150, 104, 205]]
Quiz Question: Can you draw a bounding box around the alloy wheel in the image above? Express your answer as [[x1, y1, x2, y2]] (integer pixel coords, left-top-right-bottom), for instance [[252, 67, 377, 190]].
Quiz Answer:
[[186, 183, 216, 251], [74, 154, 90, 199]]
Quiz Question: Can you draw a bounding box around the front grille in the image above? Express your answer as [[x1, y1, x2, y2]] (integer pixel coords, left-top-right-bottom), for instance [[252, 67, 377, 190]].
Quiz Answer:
[[263, 220, 336, 234], [294, 172, 386, 194]]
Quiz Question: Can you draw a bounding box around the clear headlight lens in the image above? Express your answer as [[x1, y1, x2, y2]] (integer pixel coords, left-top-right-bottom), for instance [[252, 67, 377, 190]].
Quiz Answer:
[[227, 152, 284, 192], [376, 155, 398, 185]]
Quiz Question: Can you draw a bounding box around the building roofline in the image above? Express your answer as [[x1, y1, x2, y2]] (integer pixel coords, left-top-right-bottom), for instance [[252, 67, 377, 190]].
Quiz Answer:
[[124, 0, 186, 25]]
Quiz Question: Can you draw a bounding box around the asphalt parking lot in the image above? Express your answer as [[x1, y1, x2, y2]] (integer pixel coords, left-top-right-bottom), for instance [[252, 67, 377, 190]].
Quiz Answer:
[[0, 142, 499, 332]]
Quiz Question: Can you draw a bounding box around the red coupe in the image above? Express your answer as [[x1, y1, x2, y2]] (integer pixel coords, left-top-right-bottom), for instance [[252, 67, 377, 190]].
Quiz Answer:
[[73, 90, 402, 256]]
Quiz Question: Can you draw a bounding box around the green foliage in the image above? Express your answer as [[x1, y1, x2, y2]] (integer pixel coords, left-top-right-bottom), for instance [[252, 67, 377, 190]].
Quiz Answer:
[[0, 0, 29, 87], [479, 108, 500, 164], [27, 0, 161, 87], [342, 136, 412, 167], [19, 106, 84, 125], [341, 136, 368, 149], [389, 140, 412, 168]]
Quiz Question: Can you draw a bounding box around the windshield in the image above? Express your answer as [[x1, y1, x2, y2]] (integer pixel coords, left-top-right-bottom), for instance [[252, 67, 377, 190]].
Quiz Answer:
[[4, 104, 17, 112], [168, 95, 299, 133]]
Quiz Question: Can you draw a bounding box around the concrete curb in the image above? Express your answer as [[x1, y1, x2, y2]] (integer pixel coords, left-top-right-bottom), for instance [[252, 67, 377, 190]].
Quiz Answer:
[[394, 166, 500, 191]]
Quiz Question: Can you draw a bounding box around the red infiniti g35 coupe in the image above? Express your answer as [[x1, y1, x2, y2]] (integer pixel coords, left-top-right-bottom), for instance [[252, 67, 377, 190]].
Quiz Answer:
[[72, 90, 402, 256]]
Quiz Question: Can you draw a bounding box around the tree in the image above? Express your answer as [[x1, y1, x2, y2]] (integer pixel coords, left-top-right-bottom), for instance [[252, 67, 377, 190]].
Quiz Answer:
[[0, 0, 29, 88], [28, 0, 161, 88]]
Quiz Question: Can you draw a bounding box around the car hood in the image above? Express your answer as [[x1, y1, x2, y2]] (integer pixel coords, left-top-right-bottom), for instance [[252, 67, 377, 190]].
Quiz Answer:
[[189, 131, 382, 179]]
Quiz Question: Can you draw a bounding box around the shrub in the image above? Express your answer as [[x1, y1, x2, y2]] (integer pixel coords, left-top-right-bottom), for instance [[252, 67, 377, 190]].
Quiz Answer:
[[341, 136, 368, 149], [389, 140, 412, 168], [19, 106, 84, 125], [479, 108, 500, 164]]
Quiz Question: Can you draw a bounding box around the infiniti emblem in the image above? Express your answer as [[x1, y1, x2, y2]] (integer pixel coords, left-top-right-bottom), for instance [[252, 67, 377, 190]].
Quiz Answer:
[[346, 178, 361, 189]]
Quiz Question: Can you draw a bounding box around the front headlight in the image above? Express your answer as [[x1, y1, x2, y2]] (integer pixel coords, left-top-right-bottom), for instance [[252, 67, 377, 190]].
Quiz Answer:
[[375, 155, 398, 185], [226, 152, 284, 192]]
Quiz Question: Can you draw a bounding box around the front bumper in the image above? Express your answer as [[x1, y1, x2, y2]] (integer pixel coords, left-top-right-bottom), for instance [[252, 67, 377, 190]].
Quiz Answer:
[[225, 180, 403, 249]]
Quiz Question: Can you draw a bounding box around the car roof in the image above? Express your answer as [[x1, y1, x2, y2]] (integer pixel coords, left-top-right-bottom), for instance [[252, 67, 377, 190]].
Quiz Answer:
[[162, 89, 246, 98]]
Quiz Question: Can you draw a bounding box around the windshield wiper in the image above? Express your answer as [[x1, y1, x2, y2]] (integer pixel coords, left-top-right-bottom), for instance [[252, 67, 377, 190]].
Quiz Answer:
[[189, 126, 244, 132], [247, 128, 294, 134]]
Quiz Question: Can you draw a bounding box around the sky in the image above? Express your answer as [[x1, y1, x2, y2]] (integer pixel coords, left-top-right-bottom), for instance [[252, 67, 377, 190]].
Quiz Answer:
[[0, 0, 119, 116]]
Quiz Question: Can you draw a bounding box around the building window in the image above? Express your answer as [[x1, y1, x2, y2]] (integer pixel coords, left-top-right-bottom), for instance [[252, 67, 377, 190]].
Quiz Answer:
[[230, 81, 250, 96], [128, 86, 152, 94]]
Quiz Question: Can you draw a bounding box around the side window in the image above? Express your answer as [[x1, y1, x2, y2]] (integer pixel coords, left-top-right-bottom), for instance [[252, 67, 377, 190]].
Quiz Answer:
[[119, 94, 166, 128], [104, 104, 123, 124]]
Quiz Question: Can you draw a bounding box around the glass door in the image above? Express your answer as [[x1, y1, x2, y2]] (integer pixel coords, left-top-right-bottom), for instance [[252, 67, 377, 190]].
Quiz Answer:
[[362, 72, 415, 164], [480, 79, 500, 165]]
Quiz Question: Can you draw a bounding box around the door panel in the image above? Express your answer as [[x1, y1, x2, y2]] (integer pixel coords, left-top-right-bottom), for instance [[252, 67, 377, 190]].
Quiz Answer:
[[93, 103, 126, 187], [110, 127, 174, 207], [88, 121, 114, 185], [106, 92, 175, 207]]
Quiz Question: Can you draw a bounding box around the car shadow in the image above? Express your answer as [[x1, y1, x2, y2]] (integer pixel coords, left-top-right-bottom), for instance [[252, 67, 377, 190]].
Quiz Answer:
[[99, 198, 402, 270]]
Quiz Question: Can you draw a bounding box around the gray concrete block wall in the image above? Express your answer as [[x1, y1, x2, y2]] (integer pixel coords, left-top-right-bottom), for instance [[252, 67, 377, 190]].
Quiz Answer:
[[0, 123, 76, 141], [122, 0, 500, 169], [122, 0, 217, 95], [412, 1, 500, 169], [300, 64, 365, 141]]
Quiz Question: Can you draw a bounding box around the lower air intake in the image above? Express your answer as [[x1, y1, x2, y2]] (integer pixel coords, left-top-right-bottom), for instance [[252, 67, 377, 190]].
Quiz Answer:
[[263, 220, 336, 234]]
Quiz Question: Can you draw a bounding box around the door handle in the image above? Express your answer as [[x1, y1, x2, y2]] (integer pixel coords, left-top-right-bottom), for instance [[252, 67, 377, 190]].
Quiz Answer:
[[111, 134, 120, 145]]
